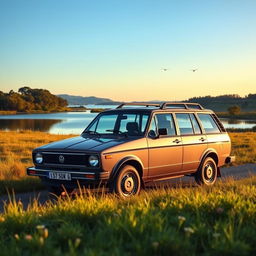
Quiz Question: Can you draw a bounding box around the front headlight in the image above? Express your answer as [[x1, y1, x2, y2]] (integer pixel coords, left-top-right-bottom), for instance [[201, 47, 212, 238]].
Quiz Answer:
[[88, 155, 99, 167], [35, 153, 43, 164]]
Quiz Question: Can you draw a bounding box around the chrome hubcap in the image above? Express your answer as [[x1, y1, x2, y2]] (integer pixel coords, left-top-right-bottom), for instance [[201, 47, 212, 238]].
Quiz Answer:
[[204, 162, 216, 183], [121, 172, 138, 196], [124, 177, 134, 192], [206, 165, 213, 178]]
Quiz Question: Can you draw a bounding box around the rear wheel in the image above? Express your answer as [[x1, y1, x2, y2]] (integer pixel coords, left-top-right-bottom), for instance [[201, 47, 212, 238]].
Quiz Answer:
[[112, 165, 141, 198], [195, 157, 217, 186]]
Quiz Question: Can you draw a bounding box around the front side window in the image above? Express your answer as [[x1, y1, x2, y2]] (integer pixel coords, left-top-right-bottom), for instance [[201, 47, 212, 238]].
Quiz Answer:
[[198, 114, 220, 134], [176, 113, 194, 135]]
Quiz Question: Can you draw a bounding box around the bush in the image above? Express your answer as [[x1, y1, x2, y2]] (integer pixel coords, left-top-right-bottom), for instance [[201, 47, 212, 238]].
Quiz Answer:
[[228, 105, 241, 115]]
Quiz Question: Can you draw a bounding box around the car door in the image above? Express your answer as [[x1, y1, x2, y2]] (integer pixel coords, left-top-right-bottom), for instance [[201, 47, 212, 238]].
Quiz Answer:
[[175, 113, 208, 173], [147, 113, 183, 179]]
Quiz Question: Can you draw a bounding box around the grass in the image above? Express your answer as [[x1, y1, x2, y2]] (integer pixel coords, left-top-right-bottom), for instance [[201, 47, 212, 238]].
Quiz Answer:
[[0, 111, 17, 115], [0, 176, 255, 255], [0, 131, 255, 195], [229, 132, 256, 165], [0, 131, 72, 194]]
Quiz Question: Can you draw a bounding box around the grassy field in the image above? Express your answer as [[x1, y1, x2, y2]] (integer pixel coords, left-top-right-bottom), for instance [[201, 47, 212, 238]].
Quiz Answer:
[[229, 132, 256, 165], [0, 131, 72, 194], [0, 131, 255, 194], [0, 176, 255, 255]]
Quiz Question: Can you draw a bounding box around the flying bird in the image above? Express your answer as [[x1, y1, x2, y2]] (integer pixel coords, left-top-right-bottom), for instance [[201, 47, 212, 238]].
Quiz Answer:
[[190, 68, 198, 72]]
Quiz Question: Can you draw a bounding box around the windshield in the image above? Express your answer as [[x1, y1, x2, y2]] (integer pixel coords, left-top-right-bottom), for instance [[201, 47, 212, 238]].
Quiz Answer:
[[83, 112, 150, 136]]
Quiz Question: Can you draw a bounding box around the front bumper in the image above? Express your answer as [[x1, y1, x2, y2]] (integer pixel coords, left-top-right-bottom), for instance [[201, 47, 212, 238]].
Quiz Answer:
[[27, 166, 110, 184]]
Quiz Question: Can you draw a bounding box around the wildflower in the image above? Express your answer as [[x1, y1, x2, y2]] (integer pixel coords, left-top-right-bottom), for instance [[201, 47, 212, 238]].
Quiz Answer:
[[39, 237, 44, 246], [36, 225, 48, 238], [216, 207, 224, 214], [0, 216, 5, 222], [25, 234, 33, 241], [74, 238, 81, 248], [36, 224, 45, 230], [184, 227, 194, 235], [14, 234, 20, 240], [152, 241, 159, 249], [178, 216, 186, 222], [213, 232, 221, 238]]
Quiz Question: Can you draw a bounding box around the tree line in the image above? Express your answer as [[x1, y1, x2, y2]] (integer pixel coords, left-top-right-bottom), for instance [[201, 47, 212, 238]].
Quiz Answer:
[[187, 94, 256, 112], [0, 87, 68, 112]]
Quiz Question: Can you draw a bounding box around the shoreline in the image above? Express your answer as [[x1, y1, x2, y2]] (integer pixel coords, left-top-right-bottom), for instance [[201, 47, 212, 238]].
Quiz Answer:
[[0, 107, 105, 115]]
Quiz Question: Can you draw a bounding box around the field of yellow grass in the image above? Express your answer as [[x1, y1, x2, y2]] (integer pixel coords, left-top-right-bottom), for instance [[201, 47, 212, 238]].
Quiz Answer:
[[0, 131, 72, 180], [0, 131, 255, 194]]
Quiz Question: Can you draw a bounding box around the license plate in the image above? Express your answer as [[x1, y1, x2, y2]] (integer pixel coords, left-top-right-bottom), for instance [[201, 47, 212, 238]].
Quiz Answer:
[[49, 172, 71, 181]]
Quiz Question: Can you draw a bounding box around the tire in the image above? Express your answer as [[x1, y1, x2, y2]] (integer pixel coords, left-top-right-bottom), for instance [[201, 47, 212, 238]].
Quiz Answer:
[[195, 157, 217, 186], [111, 165, 141, 198]]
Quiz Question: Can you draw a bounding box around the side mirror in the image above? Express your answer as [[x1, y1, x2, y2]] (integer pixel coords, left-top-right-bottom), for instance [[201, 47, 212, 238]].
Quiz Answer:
[[158, 128, 168, 136], [148, 130, 157, 139]]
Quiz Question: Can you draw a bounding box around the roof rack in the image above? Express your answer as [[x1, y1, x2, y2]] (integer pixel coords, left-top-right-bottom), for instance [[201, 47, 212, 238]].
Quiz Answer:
[[116, 103, 161, 108], [116, 102, 204, 110], [160, 102, 204, 110]]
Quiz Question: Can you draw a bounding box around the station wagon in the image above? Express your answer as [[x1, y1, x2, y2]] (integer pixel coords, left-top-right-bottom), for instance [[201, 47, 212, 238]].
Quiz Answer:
[[27, 102, 235, 197]]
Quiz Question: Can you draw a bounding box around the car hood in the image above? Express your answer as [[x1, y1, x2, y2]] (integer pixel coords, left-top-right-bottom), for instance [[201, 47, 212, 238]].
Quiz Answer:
[[35, 135, 134, 152]]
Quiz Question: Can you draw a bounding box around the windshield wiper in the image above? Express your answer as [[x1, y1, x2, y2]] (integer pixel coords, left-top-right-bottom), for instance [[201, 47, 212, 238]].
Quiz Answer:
[[105, 129, 128, 137], [83, 130, 101, 136]]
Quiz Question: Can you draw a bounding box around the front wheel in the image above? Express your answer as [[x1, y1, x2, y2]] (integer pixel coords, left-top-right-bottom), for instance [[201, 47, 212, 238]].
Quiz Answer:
[[195, 157, 217, 186], [111, 165, 141, 198]]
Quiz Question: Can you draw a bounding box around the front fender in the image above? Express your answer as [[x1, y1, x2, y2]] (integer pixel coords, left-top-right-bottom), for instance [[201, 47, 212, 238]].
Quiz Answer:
[[109, 155, 144, 181]]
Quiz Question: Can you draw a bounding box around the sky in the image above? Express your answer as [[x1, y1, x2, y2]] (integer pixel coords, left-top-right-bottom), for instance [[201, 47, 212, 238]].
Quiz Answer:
[[0, 0, 255, 101]]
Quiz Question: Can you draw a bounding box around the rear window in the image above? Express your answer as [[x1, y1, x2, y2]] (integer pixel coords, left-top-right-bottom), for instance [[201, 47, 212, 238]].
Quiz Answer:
[[176, 113, 194, 135], [198, 114, 220, 134]]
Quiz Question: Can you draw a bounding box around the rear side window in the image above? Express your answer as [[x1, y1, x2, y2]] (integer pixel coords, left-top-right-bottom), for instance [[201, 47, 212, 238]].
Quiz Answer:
[[176, 113, 194, 135], [149, 113, 176, 136], [189, 114, 202, 134], [155, 114, 176, 136], [198, 114, 220, 134]]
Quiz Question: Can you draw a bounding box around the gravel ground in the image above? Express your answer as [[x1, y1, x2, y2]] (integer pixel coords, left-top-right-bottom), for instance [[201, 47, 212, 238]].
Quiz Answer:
[[1, 164, 256, 213]]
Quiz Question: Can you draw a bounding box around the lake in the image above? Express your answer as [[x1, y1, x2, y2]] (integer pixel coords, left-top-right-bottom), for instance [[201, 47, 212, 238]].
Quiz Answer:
[[0, 105, 255, 134]]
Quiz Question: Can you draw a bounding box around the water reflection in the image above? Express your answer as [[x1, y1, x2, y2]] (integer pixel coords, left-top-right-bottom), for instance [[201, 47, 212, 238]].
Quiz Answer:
[[0, 112, 98, 134], [0, 119, 63, 132], [220, 118, 256, 129]]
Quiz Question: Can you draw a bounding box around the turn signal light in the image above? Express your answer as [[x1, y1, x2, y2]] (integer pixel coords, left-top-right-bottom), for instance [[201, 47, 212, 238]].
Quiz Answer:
[[105, 155, 112, 159], [29, 170, 36, 175], [85, 174, 95, 179]]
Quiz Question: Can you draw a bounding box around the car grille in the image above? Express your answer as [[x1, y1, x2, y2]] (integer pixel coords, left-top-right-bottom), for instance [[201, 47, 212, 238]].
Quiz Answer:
[[40, 152, 90, 166]]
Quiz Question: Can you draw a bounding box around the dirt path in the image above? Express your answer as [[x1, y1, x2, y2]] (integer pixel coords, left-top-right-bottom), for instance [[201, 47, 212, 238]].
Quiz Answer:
[[1, 164, 256, 213]]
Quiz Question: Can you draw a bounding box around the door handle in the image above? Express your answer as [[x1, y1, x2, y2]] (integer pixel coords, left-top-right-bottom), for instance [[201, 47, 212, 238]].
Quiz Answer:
[[199, 137, 205, 142], [173, 139, 181, 144]]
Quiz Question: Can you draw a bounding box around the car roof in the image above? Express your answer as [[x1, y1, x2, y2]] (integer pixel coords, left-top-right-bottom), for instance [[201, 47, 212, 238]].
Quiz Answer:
[[102, 102, 214, 114]]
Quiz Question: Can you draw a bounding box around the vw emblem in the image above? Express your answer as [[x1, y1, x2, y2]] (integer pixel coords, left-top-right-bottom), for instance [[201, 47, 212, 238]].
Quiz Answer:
[[59, 155, 65, 163]]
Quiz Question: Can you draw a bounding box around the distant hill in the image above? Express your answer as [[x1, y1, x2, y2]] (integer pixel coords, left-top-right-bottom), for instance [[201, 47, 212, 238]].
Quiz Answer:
[[186, 94, 256, 112], [58, 93, 256, 112], [58, 94, 122, 105]]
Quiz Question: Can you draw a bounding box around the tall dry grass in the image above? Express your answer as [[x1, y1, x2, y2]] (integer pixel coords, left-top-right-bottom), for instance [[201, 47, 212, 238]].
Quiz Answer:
[[0, 131, 72, 180], [229, 132, 256, 165]]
